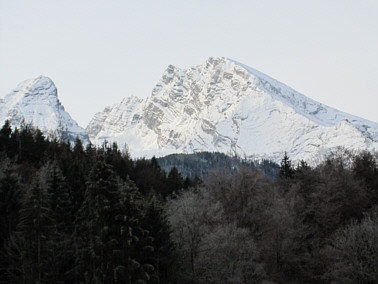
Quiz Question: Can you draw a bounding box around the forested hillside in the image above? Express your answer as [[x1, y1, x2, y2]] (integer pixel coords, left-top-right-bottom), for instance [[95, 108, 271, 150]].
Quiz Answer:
[[0, 121, 377, 283], [157, 152, 279, 179]]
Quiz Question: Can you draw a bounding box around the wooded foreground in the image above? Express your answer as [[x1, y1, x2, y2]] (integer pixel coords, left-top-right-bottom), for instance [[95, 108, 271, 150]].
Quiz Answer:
[[0, 121, 377, 283]]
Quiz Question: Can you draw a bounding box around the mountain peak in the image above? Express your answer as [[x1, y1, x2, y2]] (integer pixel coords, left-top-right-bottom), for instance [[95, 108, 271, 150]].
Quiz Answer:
[[87, 58, 378, 162], [5, 76, 57, 107], [14, 75, 56, 94], [205, 56, 227, 65], [1, 76, 89, 145]]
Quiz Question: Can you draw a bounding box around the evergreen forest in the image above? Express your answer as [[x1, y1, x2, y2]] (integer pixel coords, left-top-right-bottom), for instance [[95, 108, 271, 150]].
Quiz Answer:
[[0, 121, 377, 283]]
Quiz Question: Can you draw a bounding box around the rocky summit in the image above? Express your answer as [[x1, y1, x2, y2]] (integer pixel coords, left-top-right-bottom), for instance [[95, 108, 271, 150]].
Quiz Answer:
[[0, 76, 89, 144], [86, 57, 378, 163]]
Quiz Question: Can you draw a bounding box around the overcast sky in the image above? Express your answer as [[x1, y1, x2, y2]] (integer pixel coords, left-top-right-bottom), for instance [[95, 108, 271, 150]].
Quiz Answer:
[[1, 0, 377, 127]]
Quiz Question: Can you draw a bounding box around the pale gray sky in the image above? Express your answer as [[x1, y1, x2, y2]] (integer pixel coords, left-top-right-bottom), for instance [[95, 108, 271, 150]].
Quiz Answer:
[[1, 0, 377, 127]]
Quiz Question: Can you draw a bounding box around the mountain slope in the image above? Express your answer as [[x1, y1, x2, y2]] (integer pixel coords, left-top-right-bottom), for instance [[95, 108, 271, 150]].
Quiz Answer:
[[86, 57, 378, 163], [0, 76, 89, 144]]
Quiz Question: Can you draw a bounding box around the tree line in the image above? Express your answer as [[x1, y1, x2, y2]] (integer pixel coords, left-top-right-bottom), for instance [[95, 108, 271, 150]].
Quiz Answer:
[[0, 120, 377, 283], [157, 152, 279, 180]]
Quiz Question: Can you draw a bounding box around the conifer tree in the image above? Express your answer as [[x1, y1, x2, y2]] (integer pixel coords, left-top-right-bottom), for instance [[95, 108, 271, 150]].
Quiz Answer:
[[7, 174, 55, 283], [104, 142, 134, 181], [8, 127, 19, 159], [167, 167, 184, 194], [68, 137, 88, 212], [41, 162, 74, 282], [115, 177, 156, 284], [142, 195, 176, 283], [0, 164, 22, 283], [75, 157, 154, 283], [42, 162, 72, 230], [75, 157, 121, 283], [0, 165, 21, 247], [0, 120, 12, 153], [279, 152, 295, 180]]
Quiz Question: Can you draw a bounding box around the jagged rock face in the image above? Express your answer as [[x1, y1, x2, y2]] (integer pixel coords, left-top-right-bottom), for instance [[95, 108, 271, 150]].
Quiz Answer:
[[0, 76, 89, 144], [87, 57, 377, 163]]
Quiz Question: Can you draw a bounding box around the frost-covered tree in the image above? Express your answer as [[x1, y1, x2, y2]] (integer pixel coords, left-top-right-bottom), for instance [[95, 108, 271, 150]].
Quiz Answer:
[[196, 223, 265, 284], [327, 212, 378, 283], [167, 186, 266, 283], [167, 188, 219, 281]]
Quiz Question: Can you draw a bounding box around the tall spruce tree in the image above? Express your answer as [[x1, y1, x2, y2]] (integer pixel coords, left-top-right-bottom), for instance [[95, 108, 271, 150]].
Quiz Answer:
[[116, 180, 154, 284], [0, 165, 21, 248], [7, 174, 55, 283], [0, 164, 22, 283], [75, 157, 121, 283], [279, 152, 295, 180], [0, 120, 12, 154], [75, 157, 154, 283], [41, 162, 74, 283], [167, 167, 184, 195], [142, 194, 176, 283]]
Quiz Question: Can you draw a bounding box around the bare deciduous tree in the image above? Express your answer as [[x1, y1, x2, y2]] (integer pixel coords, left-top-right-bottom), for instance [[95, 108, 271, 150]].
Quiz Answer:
[[327, 211, 378, 283]]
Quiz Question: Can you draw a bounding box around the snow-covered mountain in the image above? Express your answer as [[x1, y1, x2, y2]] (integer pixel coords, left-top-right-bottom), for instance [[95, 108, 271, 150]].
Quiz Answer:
[[0, 76, 89, 144], [87, 57, 378, 163]]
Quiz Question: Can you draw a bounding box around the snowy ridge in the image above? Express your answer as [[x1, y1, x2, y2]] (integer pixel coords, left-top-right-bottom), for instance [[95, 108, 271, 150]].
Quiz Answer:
[[0, 76, 89, 144], [87, 57, 378, 163], [230, 58, 377, 129]]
